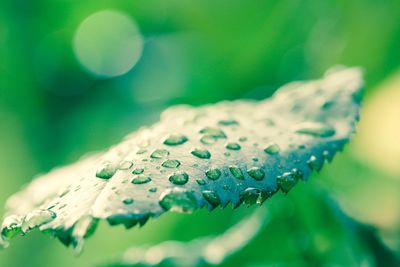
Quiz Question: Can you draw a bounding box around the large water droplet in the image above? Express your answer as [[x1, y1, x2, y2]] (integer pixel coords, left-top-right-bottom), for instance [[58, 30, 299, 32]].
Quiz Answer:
[[21, 209, 56, 233], [205, 168, 222, 180], [264, 143, 280, 155], [96, 162, 117, 179], [225, 142, 241, 150], [276, 169, 303, 193], [162, 159, 181, 168], [150, 149, 169, 159], [295, 122, 336, 137], [131, 175, 152, 184], [191, 148, 211, 159], [229, 165, 244, 180], [163, 134, 188, 146], [240, 188, 262, 206], [169, 172, 189, 185], [159, 188, 197, 213], [247, 167, 265, 180], [202, 190, 221, 207]]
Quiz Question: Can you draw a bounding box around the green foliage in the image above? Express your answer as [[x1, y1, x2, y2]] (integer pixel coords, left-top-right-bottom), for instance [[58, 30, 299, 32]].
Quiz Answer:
[[1, 67, 362, 253]]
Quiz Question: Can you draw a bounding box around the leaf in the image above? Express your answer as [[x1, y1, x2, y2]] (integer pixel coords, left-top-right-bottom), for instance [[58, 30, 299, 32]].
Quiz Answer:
[[0, 67, 363, 251]]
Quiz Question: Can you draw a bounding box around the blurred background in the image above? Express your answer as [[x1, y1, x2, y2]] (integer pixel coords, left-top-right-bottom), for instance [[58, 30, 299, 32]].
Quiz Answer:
[[0, 0, 399, 266]]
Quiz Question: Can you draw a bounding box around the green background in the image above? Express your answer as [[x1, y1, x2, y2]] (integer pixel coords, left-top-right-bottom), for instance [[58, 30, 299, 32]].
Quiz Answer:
[[1, 0, 399, 266]]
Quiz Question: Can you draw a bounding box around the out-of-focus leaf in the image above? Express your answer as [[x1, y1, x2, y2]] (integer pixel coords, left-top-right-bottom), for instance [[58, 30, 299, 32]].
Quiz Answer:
[[0, 67, 362, 251]]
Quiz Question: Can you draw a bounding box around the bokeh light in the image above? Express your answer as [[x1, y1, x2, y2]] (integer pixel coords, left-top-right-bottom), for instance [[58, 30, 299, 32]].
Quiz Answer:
[[73, 10, 143, 78]]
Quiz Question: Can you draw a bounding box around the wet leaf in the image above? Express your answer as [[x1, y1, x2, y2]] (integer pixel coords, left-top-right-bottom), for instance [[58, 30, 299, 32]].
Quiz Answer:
[[0, 67, 363, 251]]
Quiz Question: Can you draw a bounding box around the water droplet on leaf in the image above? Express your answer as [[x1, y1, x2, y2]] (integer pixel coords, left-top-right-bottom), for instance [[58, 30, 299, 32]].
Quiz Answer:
[[162, 159, 181, 168], [205, 168, 222, 180], [191, 148, 211, 159], [163, 134, 188, 146], [169, 172, 189, 185], [150, 149, 169, 159]]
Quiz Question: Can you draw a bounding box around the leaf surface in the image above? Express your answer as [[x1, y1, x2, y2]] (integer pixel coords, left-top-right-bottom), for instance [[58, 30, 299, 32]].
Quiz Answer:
[[0, 67, 363, 249]]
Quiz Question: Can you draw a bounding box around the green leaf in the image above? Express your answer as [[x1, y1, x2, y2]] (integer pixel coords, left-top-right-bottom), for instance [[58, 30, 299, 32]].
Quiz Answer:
[[0, 67, 363, 251]]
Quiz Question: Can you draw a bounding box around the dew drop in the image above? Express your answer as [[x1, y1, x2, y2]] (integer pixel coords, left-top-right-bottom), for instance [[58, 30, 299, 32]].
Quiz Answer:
[[122, 198, 134, 205], [205, 168, 222, 180], [196, 179, 206, 185], [307, 155, 323, 171], [132, 168, 144, 175], [149, 187, 157, 193], [264, 143, 280, 155], [119, 161, 133, 170], [199, 127, 227, 138], [162, 159, 181, 168], [239, 137, 247, 142], [229, 165, 244, 180], [218, 119, 239, 126], [163, 134, 188, 146], [131, 175, 152, 184], [1, 215, 22, 239], [191, 148, 211, 159], [202, 190, 221, 207], [136, 148, 147, 155], [159, 188, 197, 213], [150, 149, 169, 159], [225, 142, 241, 150], [295, 122, 336, 137], [96, 162, 117, 179], [276, 169, 303, 193], [169, 172, 189, 185], [247, 167, 265, 180]]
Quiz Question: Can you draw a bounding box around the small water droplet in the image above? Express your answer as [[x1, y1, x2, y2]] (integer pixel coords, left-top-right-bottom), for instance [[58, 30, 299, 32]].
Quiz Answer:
[[264, 143, 280, 154], [136, 148, 147, 155], [247, 167, 265, 180], [150, 149, 170, 159], [122, 198, 134, 205], [131, 175, 152, 184], [149, 187, 157, 193], [224, 152, 231, 157], [119, 161, 133, 170], [96, 162, 117, 179], [159, 188, 197, 213], [205, 168, 222, 180], [252, 157, 259, 162], [163, 134, 188, 146], [239, 137, 247, 142], [196, 179, 206, 185], [202, 190, 220, 207], [191, 148, 211, 159], [169, 172, 189, 185], [132, 168, 144, 174], [295, 122, 336, 137], [229, 165, 244, 180], [199, 127, 227, 138], [307, 155, 323, 171], [218, 119, 239, 126], [225, 142, 241, 150], [240, 188, 261, 205], [276, 169, 303, 193], [162, 159, 181, 168]]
